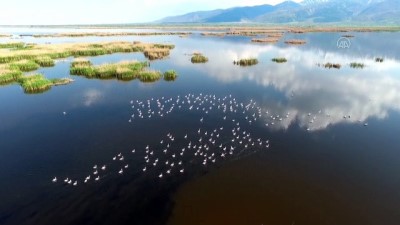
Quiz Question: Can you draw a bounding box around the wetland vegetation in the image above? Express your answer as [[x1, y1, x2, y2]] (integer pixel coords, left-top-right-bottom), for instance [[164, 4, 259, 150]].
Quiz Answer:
[[234, 58, 259, 66], [284, 39, 307, 45], [0, 41, 176, 93], [31, 32, 192, 38], [163, 70, 178, 81], [350, 62, 365, 69], [272, 58, 287, 63], [251, 38, 280, 43], [70, 59, 174, 83], [318, 63, 342, 69], [191, 53, 208, 63]]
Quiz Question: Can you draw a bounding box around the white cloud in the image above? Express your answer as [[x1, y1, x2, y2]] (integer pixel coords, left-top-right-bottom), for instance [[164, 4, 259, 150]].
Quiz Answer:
[[0, 0, 302, 25], [174, 39, 400, 132], [83, 89, 103, 107]]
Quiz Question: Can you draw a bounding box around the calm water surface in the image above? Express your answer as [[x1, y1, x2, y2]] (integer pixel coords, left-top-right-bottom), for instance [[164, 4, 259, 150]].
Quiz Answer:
[[1, 28, 400, 225]]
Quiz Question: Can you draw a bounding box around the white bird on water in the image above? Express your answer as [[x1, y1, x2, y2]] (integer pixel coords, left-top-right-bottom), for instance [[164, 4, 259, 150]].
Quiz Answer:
[[52, 177, 57, 183]]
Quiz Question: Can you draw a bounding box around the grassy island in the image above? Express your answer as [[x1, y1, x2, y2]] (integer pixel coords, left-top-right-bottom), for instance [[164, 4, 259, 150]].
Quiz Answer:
[[164, 70, 178, 81], [234, 58, 259, 66], [70, 59, 175, 83], [191, 53, 208, 63], [272, 58, 287, 63], [318, 63, 341, 69], [251, 38, 280, 43], [350, 62, 365, 69], [284, 39, 307, 45]]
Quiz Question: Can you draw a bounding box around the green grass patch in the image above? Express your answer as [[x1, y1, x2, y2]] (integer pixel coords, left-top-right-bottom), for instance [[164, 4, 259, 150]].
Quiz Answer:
[[34, 56, 55, 67], [191, 54, 208, 63], [0, 42, 25, 49], [10, 60, 40, 72], [164, 70, 178, 81], [138, 70, 162, 82], [0, 69, 23, 84], [234, 58, 258, 66], [322, 63, 341, 69], [19, 74, 53, 93], [350, 62, 365, 69], [272, 58, 287, 63]]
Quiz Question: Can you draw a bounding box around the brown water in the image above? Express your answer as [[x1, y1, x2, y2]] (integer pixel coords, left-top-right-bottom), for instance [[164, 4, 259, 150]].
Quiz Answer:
[[169, 121, 400, 225]]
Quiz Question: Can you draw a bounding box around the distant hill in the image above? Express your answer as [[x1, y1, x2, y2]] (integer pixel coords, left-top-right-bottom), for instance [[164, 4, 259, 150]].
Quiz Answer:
[[156, 0, 400, 24]]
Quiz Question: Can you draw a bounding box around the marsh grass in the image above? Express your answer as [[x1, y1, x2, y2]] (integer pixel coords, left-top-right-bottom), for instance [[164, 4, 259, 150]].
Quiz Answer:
[[0, 41, 174, 64], [272, 58, 287, 63], [34, 56, 55, 67], [70, 59, 153, 81], [10, 60, 40, 72], [138, 70, 162, 82], [251, 38, 280, 43], [71, 58, 92, 67], [319, 63, 341, 69], [32, 32, 191, 38], [0, 42, 25, 49], [144, 48, 171, 60], [234, 58, 258, 66], [284, 39, 307, 45], [19, 74, 53, 93], [163, 70, 178, 81], [350, 62, 365, 69], [0, 69, 23, 84], [375, 57, 384, 63], [191, 53, 208, 63]]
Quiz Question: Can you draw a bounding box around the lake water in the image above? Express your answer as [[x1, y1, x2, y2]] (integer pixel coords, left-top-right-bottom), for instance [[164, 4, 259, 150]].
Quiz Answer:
[[1, 28, 400, 225]]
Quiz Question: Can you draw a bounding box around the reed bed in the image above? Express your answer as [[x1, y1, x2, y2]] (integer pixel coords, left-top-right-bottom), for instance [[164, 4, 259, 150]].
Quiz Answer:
[[272, 58, 287, 63], [10, 60, 40, 72], [234, 58, 259, 66], [226, 30, 284, 36], [144, 48, 171, 60], [71, 58, 92, 67], [0, 42, 25, 49], [201, 32, 225, 37], [0, 69, 22, 84], [350, 62, 365, 69], [0, 41, 174, 64], [375, 57, 384, 63], [34, 56, 55, 67], [138, 70, 162, 82], [251, 38, 280, 43], [318, 63, 341, 69], [267, 33, 284, 38], [164, 70, 178, 81], [285, 39, 307, 45], [19, 74, 53, 93], [191, 53, 208, 63], [32, 32, 192, 38], [70, 59, 152, 81]]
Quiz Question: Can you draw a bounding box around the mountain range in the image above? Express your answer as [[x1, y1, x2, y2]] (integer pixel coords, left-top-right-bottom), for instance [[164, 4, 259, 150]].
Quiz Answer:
[[156, 0, 400, 24]]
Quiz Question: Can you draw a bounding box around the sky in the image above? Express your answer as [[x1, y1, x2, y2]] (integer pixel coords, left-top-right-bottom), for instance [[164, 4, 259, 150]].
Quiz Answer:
[[0, 0, 302, 25]]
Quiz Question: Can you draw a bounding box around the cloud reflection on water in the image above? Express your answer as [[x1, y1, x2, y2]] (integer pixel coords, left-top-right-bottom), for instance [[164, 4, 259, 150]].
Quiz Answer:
[[180, 42, 400, 131], [83, 88, 103, 107]]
